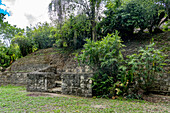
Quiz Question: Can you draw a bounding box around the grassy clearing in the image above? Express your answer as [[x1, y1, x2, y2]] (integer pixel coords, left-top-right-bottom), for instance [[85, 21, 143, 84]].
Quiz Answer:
[[0, 86, 169, 112]]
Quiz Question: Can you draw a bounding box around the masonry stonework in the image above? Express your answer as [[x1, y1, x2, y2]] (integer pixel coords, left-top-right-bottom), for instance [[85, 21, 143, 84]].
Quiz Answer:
[[27, 72, 57, 92], [0, 62, 169, 96], [0, 72, 27, 86], [61, 72, 93, 97]]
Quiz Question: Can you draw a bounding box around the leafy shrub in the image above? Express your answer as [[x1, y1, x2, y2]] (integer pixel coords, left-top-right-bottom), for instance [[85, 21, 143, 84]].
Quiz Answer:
[[0, 45, 10, 67], [162, 20, 170, 31], [12, 33, 34, 57], [77, 32, 132, 97], [29, 22, 56, 49], [55, 14, 91, 49], [99, 0, 166, 39], [127, 43, 166, 94], [78, 32, 166, 97], [0, 43, 21, 68]]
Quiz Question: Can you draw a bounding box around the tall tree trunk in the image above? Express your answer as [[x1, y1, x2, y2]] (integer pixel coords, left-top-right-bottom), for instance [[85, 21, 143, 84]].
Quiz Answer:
[[91, 0, 97, 41], [58, 0, 63, 29], [56, 0, 63, 47]]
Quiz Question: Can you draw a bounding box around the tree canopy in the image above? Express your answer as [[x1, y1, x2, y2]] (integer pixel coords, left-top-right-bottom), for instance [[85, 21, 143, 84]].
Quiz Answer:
[[0, 0, 169, 72]]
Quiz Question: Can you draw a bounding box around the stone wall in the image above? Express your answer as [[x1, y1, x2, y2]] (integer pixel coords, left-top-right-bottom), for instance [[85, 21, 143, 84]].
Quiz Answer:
[[61, 63, 94, 97], [152, 73, 170, 95], [27, 72, 57, 92], [0, 56, 169, 96], [61, 72, 93, 97], [0, 72, 27, 86]]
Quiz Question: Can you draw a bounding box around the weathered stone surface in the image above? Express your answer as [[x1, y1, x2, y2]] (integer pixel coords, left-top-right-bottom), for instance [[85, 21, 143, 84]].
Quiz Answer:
[[0, 72, 27, 86], [27, 72, 57, 92], [39, 65, 58, 74], [61, 72, 94, 97], [148, 73, 170, 95]]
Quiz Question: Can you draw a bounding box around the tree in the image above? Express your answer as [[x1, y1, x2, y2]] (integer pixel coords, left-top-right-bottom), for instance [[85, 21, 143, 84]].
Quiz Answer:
[[0, 22, 23, 46], [0, 1, 22, 68], [29, 22, 56, 49], [49, 0, 106, 41], [12, 33, 34, 57], [0, 0, 10, 25], [0, 42, 21, 68], [54, 14, 91, 49], [0, 1, 22, 46], [98, 0, 167, 39]]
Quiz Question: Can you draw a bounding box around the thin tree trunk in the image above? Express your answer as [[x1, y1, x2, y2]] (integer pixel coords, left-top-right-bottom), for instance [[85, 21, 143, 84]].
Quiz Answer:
[[58, 0, 63, 29], [91, 0, 97, 41]]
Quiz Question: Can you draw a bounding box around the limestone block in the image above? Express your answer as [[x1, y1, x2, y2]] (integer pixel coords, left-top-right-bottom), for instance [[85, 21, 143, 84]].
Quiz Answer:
[[80, 84, 85, 88], [168, 87, 170, 91], [61, 72, 93, 97], [87, 84, 91, 89], [27, 72, 56, 92]]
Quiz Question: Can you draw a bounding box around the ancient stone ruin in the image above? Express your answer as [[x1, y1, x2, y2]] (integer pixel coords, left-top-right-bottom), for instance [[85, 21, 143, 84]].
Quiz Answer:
[[27, 64, 94, 97], [0, 48, 169, 96]]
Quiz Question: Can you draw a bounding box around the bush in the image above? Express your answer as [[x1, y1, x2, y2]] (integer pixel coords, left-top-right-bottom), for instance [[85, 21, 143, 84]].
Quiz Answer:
[[0, 44, 21, 68], [99, 0, 165, 39], [30, 22, 56, 49], [55, 14, 91, 49], [78, 32, 166, 97], [127, 43, 166, 94], [12, 33, 34, 57], [77, 32, 131, 97]]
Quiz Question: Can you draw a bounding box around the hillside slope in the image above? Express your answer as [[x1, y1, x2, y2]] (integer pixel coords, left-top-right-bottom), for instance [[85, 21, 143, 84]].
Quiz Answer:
[[7, 48, 75, 72], [123, 31, 170, 73], [7, 31, 170, 73]]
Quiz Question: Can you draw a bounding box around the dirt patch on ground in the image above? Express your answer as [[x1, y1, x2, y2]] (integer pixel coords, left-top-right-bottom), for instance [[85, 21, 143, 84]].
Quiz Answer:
[[92, 105, 107, 109], [26, 92, 86, 99], [26, 93, 50, 97]]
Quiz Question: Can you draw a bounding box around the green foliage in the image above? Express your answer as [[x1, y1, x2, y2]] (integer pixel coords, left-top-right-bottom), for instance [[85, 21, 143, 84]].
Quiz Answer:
[[0, 45, 10, 67], [127, 43, 166, 93], [78, 31, 124, 72], [162, 20, 170, 31], [0, 12, 23, 68], [77, 31, 131, 97], [12, 33, 34, 57], [55, 14, 91, 49], [29, 22, 56, 49], [154, 0, 170, 18], [99, 0, 166, 39], [0, 21, 23, 46], [1, 23, 24, 45], [0, 43, 21, 68], [78, 31, 166, 97]]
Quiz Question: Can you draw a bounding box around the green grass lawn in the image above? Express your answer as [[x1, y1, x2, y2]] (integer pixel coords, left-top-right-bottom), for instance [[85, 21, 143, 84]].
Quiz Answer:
[[0, 86, 169, 113]]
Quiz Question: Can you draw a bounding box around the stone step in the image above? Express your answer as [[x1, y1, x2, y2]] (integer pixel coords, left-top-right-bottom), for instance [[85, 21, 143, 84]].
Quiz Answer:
[[55, 81, 62, 87], [55, 81, 62, 84], [48, 87, 62, 94]]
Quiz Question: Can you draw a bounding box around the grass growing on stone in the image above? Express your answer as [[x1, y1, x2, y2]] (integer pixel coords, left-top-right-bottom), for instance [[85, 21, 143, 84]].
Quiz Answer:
[[0, 86, 169, 112]]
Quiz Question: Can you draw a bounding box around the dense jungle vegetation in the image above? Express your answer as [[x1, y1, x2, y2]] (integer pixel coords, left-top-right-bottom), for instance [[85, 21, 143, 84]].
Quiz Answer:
[[0, 0, 169, 98]]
